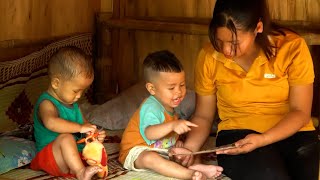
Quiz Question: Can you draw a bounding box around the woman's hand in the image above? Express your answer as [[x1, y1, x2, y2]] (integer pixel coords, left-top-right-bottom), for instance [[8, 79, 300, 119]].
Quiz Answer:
[[216, 133, 267, 155], [169, 146, 194, 167]]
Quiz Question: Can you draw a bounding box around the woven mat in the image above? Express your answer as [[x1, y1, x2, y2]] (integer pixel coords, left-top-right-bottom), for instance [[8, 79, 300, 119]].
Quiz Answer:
[[0, 130, 230, 180]]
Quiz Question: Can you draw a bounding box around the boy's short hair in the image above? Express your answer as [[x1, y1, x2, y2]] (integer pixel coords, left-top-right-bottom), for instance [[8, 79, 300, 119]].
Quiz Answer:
[[48, 46, 94, 80], [143, 50, 183, 82]]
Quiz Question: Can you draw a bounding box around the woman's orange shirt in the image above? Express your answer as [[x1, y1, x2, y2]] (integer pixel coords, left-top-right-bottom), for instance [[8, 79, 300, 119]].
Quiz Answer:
[[194, 31, 315, 133]]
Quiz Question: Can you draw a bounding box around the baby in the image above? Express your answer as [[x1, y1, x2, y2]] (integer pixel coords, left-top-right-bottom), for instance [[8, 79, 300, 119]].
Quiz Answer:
[[119, 50, 223, 179]]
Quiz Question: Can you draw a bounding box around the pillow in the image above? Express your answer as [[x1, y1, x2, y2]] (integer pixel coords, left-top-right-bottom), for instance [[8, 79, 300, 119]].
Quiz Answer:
[[175, 89, 195, 120], [0, 33, 94, 133], [0, 122, 34, 141], [87, 82, 149, 130], [0, 136, 36, 174], [86, 82, 197, 130]]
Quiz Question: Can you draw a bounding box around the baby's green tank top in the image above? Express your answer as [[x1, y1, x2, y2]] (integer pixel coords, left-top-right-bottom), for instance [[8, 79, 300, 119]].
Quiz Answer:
[[33, 92, 85, 152]]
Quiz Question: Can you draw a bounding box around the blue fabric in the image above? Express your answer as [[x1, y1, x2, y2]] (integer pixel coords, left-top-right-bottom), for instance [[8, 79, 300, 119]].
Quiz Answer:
[[0, 136, 36, 174]]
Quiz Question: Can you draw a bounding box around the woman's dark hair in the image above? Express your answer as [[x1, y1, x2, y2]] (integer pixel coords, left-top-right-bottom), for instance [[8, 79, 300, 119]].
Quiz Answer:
[[209, 0, 284, 60]]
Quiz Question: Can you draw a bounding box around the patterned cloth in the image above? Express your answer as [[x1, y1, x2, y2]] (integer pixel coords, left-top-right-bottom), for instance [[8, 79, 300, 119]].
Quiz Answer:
[[0, 33, 94, 133]]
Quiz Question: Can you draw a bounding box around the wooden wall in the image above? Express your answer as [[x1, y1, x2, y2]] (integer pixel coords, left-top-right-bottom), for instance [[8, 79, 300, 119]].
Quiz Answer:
[[122, 0, 320, 21], [0, 0, 101, 61], [268, 0, 320, 21], [101, 0, 113, 13], [96, 0, 320, 103]]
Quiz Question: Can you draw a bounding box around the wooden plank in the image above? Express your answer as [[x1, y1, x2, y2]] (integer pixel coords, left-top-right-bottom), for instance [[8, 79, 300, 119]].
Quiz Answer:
[[0, 34, 75, 61], [134, 31, 209, 89], [124, 0, 215, 18], [109, 0, 138, 93], [0, 47, 43, 62], [0, 0, 100, 41], [273, 20, 320, 31], [0, 35, 72, 48], [102, 18, 208, 35], [103, 19, 320, 45], [120, 0, 320, 22], [302, 33, 320, 46], [100, 0, 113, 12]]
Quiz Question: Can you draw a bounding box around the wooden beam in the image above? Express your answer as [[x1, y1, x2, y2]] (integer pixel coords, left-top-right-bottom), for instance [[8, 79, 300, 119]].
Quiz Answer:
[[0, 33, 92, 61], [102, 17, 320, 45], [302, 33, 320, 46], [0, 39, 51, 49], [273, 20, 320, 31], [0, 47, 43, 62], [0, 36, 66, 61], [0, 34, 79, 48], [102, 18, 208, 35]]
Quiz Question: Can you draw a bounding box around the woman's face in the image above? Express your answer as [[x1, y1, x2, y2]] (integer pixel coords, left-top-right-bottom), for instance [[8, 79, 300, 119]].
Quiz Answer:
[[215, 27, 257, 60]]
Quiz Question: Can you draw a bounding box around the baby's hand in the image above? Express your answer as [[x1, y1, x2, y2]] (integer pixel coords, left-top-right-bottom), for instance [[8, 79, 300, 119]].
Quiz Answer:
[[172, 120, 198, 135], [80, 123, 96, 134], [97, 129, 106, 143]]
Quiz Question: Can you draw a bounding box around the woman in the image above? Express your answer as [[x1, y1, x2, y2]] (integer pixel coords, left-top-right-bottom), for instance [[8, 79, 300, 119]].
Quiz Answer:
[[173, 0, 319, 179]]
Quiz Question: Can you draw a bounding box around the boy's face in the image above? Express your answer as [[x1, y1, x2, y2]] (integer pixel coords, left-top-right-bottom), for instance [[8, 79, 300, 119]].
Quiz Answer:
[[53, 75, 93, 105], [148, 71, 186, 113]]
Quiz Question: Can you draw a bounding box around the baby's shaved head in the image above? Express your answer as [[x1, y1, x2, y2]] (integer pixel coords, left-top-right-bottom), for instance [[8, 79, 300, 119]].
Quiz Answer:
[[143, 50, 183, 83], [48, 46, 94, 80]]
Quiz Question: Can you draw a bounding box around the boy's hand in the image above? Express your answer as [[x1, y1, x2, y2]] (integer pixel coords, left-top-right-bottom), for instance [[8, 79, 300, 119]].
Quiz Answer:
[[172, 120, 198, 135], [97, 129, 107, 143], [80, 123, 97, 133]]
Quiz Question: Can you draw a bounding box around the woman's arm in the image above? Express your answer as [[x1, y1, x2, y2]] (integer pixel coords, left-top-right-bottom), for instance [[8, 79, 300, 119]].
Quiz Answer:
[[171, 93, 217, 166], [262, 84, 313, 145], [184, 93, 217, 152], [221, 84, 313, 155]]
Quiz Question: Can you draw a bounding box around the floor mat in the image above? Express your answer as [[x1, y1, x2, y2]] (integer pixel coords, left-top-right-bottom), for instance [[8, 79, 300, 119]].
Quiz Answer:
[[0, 131, 231, 180]]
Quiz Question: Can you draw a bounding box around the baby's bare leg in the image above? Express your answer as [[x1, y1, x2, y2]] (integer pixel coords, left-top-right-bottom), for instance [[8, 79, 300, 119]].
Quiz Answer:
[[134, 151, 206, 180], [52, 134, 101, 180]]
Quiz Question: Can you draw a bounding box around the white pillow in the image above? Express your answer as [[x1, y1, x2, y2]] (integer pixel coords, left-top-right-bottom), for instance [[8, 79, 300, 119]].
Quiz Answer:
[[86, 82, 196, 130]]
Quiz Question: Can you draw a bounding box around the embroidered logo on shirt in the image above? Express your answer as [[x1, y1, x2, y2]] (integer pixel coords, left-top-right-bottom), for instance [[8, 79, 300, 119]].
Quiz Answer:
[[264, 73, 276, 78]]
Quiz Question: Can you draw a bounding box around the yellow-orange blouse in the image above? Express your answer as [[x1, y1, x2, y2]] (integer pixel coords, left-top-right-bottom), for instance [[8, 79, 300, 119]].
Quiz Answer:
[[194, 31, 315, 133]]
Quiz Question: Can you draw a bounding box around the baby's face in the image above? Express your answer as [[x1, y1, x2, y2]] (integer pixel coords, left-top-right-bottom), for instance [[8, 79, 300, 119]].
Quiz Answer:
[[55, 75, 94, 105], [152, 71, 186, 113]]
